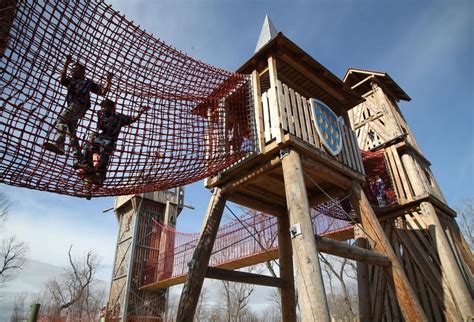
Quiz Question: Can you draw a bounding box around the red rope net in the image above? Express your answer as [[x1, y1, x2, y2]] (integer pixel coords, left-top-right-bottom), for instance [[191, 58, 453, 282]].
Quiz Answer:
[[0, 0, 254, 198], [361, 150, 398, 209]]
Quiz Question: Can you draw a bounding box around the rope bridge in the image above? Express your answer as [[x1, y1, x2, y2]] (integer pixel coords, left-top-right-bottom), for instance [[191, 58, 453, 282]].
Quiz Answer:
[[141, 202, 354, 289], [0, 0, 254, 198]]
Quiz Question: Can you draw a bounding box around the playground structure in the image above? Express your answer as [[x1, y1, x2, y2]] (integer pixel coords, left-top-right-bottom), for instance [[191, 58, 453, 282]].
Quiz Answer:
[[1, 1, 473, 321]]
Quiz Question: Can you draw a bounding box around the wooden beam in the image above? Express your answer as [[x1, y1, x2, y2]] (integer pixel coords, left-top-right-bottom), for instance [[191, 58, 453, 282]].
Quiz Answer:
[[268, 56, 284, 143], [351, 74, 375, 90], [349, 183, 428, 322], [277, 215, 297, 322], [221, 156, 281, 195], [280, 52, 347, 105], [242, 183, 286, 206], [444, 215, 474, 275], [287, 133, 366, 183], [251, 70, 266, 153], [176, 188, 226, 322], [420, 202, 474, 319], [354, 225, 372, 322], [302, 156, 352, 189], [307, 188, 346, 208], [206, 267, 285, 288], [281, 148, 330, 322], [228, 192, 286, 217], [372, 267, 387, 322], [316, 236, 391, 267]]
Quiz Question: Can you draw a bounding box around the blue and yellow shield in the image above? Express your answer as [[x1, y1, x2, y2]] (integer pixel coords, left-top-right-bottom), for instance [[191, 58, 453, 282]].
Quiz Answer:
[[310, 99, 343, 156]]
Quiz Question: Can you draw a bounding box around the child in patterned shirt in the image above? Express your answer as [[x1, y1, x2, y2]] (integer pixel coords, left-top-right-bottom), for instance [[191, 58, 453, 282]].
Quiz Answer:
[[43, 55, 113, 161]]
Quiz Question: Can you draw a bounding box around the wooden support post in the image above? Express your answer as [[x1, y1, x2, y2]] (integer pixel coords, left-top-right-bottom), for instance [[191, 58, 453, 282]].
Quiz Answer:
[[281, 148, 330, 322], [372, 269, 387, 322], [27, 303, 40, 322], [420, 202, 474, 320], [354, 225, 372, 322], [350, 183, 428, 322], [176, 188, 226, 322], [400, 152, 425, 197], [445, 215, 474, 275], [277, 215, 297, 322]]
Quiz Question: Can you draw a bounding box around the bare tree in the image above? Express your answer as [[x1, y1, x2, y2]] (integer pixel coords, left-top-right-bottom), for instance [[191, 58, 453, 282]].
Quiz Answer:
[[456, 198, 473, 252], [165, 289, 179, 322], [319, 252, 358, 319], [0, 192, 29, 287], [220, 265, 261, 322], [1, 234, 29, 286], [194, 285, 209, 321], [10, 292, 28, 322], [41, 245, 103, 320]]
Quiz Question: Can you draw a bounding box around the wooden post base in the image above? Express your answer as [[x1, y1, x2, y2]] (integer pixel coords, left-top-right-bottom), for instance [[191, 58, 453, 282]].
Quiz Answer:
[[281, 148, 330, 322]]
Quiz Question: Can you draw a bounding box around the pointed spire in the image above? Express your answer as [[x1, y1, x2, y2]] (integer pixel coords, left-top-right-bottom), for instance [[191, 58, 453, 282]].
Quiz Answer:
[[255, 15, 278, 53]]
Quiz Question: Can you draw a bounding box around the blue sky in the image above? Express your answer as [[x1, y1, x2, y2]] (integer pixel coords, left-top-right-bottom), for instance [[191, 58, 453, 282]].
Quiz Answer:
[[1, 0, 472, 294]]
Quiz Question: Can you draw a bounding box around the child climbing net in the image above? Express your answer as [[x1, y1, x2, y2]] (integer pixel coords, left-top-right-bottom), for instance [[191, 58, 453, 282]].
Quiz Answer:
[[0, 0, 254, 198]]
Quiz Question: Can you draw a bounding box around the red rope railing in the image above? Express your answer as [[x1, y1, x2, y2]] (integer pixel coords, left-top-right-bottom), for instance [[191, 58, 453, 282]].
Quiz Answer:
[[142, 204, 353, 287]]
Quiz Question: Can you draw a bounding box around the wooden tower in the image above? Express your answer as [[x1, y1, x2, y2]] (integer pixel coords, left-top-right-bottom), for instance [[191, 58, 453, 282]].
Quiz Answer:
[[175, 20, 430, 322], [344, 68, 473, 321], [107, 188, 185, 321]]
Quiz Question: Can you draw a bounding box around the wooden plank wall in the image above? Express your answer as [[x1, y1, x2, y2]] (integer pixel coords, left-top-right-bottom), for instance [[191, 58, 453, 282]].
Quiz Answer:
[[260, 81, 364, 174], [360, 209, 467, 321]]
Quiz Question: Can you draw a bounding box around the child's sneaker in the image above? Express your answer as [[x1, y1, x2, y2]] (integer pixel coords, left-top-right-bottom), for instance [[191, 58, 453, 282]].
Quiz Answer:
[[43, 142, 65, 155]]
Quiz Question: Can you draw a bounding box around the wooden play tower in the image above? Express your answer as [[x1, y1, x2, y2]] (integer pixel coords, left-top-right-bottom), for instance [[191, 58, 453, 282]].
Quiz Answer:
[[344, 68, 473, 321], [107, 188, 184, 321], [174, 18, 472, 322]]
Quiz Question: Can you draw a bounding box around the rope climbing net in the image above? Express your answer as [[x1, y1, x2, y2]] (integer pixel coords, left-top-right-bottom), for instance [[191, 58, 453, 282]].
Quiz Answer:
[[361, 150, 398, 209], [0, 0, 255, 198]]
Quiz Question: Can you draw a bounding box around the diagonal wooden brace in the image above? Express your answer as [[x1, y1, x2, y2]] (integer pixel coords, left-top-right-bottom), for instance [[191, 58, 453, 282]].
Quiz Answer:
[[176, 188, 227, 322], [350, 183, 428, 322]]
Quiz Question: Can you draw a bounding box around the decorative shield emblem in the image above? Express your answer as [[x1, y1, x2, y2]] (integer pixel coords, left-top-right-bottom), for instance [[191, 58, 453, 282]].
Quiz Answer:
[[310, 98, 343, 156]]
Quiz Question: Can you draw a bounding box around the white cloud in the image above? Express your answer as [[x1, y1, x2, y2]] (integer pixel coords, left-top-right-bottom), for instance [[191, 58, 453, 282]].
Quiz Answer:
[[2, 186, 117, 273]]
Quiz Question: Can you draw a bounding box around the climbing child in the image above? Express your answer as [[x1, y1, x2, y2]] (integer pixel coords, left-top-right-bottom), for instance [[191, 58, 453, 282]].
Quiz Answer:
[[76, 99, 150, 186], [43, 54, 113, 159]]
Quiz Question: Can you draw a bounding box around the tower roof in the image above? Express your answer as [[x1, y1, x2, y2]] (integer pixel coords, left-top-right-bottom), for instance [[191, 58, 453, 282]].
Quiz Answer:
[[343, 68, 411, 102], [255, 15, 278, 53], [239, 33, 364, 114]]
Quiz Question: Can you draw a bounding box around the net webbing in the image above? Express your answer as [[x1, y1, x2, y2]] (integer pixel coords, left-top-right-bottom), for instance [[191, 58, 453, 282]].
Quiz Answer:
[[0, 0, 254, 198], [361, 150, 398, 209]]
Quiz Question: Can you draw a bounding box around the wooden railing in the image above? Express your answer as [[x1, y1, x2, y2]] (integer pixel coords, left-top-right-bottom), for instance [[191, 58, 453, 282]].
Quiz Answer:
[[259, 80, 364, 175]]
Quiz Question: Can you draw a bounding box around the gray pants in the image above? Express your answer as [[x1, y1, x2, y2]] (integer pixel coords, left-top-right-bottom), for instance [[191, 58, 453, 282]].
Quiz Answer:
[[51, 102, 86, 159]]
